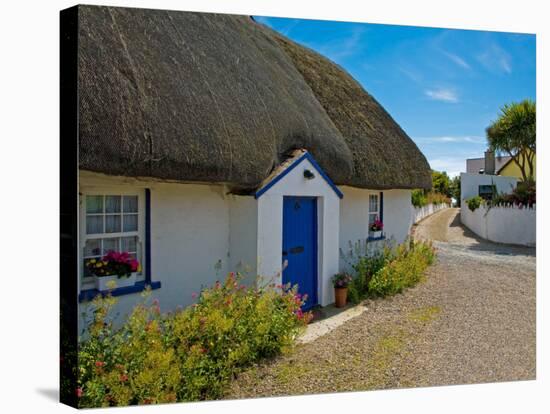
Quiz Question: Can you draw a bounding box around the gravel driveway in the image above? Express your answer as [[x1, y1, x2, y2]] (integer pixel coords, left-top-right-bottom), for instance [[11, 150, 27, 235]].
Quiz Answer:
[[226, 208, 535, 398]]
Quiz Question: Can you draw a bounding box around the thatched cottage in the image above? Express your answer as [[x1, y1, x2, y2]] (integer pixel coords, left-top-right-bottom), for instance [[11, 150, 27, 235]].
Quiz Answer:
[[70, 5, 431, 314]]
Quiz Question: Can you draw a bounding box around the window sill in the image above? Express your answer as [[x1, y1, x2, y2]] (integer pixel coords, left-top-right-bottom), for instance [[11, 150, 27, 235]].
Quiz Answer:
[[78, 280, 161, 302]]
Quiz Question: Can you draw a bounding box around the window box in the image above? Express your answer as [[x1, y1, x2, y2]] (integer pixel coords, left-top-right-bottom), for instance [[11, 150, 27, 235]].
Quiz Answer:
[[95, 273, 137, 292], [79, 280, 161, 303], [369, 230, 382, 239]]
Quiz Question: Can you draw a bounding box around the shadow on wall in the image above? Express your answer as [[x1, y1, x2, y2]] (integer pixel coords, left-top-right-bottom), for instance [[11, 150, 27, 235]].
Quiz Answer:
[[452, 210, 535, 257]]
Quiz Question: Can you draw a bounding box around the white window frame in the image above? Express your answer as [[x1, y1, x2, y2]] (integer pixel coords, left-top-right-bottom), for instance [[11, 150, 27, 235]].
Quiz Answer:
[[79, 187, 146, 290], [368, 193, 380, 226]]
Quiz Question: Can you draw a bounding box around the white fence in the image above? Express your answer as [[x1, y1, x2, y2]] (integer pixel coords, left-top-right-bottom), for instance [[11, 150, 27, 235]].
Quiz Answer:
[[412, 203, 450, 224], [461, 204, 536, 247]]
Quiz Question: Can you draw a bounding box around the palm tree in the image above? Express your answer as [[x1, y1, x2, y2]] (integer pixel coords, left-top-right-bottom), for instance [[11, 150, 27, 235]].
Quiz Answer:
[[486, 99, 536, 182]]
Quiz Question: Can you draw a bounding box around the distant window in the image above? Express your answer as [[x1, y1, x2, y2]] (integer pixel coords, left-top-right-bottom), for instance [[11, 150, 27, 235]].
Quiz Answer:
[[478, 185, 496, 200], [368, 194, 379, 225]]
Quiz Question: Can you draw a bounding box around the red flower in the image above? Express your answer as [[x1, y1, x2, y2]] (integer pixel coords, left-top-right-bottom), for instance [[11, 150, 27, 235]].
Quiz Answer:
[[120, 374, 128, 382], [95, 361, 105, 368], [76, 388, 83, 398]]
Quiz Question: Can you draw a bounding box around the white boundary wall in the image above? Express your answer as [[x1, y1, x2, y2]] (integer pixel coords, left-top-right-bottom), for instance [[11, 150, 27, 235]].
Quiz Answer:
[[412, 203, 450, 224], [461, 204, 536, 246]]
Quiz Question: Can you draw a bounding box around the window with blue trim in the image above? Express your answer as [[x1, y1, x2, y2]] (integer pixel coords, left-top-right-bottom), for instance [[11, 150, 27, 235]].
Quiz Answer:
[[80, 189, 146, 291], [368, 193, 380, 225]]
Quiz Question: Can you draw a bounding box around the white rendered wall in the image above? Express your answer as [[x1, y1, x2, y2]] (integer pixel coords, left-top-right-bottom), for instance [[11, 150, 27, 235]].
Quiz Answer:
[[256, 157, 341, 306], [383, 189, 414, 244], [339, 187, 413, 271], [460, 172, 517, 201], [228, 194, 258, 283], [461, 204, 536, 246], [78, 172, 256, 328]]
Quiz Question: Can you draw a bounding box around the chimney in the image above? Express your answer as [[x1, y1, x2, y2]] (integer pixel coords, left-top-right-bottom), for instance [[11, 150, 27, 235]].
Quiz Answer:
[[484, 150, 495, 175]]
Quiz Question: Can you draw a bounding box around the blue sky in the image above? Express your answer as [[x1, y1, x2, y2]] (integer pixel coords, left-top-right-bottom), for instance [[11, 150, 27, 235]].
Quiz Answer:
[[254, 16, 536, 177]]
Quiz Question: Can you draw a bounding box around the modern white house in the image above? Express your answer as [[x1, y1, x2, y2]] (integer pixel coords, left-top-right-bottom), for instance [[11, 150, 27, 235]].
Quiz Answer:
[[76, 6, 431, 322]]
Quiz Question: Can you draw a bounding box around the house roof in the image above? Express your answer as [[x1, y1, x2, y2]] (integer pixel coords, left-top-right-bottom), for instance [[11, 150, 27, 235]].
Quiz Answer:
[[255, 149, 343, 199], [466, 155, 512, 174], [77, 5, 432, 191]]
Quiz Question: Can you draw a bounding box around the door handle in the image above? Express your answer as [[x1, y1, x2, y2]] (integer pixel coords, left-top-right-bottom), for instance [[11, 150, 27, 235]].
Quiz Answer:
[[290, 246, 304, 254]]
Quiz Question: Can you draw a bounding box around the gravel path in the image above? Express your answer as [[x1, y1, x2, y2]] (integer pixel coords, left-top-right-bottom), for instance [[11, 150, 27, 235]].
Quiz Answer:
[[226, 208, 535, 399]]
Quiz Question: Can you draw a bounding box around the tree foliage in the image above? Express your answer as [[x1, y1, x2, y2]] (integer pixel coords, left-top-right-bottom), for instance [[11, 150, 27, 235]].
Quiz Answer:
[[486, 99, 536, 182], [431, 170, 451, 197], [449, 175, 461, 207]]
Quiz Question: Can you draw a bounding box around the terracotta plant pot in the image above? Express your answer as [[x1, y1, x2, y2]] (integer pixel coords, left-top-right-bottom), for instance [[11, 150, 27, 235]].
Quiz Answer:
[[334, 287, 348, 308]]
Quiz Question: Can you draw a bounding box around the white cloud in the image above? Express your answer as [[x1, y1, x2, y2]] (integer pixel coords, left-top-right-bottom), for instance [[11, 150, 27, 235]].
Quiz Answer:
[[477, 43, 512, 74], [427, 157, 468, 178], [443, 51, 471, 70], [425, 88, 459, 103], [315, 26, 366, 62], [415, 136, 485, 144], [398, 66, 423, 84]]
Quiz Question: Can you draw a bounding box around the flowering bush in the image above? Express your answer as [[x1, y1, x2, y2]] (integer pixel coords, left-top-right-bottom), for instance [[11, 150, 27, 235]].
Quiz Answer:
[[86, 251, 140, 278], [489, 180, 536, 208], [369, 218, 383, 232], [331, 272, 353, 288], [77, 273, 310, 407], [368, 240, 436, 296]]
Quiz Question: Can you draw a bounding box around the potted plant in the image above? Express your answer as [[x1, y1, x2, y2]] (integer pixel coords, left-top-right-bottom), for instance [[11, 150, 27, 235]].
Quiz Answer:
[[332, 272, 353, 308], [369, 217, 384, 239], [86, 251, 141, 291]]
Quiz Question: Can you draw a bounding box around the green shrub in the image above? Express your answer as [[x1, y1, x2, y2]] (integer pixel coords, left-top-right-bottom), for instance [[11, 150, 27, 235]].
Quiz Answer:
[[77, 273, 310, 407], [466, 196, 483, 211], [368, 240, 436, 297], [426, 191, 451, 206], [411, 189, 427, 207], [412, 190, 451, 207], [347, 246, 394, 304]]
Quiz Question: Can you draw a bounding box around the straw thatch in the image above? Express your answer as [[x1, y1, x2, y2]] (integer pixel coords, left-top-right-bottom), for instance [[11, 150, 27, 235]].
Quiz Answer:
[[77, 5, 431, 191]]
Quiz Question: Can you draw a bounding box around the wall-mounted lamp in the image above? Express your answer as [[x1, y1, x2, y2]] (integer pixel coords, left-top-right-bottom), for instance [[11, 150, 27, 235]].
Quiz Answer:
[[303, 169, 315, 180]]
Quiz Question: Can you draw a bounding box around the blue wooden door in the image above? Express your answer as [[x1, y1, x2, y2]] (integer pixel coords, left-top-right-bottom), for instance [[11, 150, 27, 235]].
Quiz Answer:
[[282, 196, 318, 310]]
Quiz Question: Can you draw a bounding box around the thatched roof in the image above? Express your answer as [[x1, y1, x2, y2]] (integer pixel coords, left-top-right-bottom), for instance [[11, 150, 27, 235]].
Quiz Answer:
[[77, 5, 431, 191]]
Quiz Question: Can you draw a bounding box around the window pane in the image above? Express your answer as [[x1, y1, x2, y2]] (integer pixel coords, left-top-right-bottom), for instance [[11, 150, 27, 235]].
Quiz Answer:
[[369, 214, 376, 225], [369, 195, 378, 213], [121, 236, 137, 253], [84, 239, 102, 257], [105, 215, 121, 233], [123, 214, 138, 232], [103, 238, 119, 254], [123, 196, 138, 213], [86, 215, 103, 234], [86, 196, 103, 214], [105, 196, 121, 213]]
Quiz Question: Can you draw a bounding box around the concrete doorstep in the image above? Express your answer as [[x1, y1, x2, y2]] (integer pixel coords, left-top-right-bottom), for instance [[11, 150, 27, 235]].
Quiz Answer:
[[297, 303, 368, 344]]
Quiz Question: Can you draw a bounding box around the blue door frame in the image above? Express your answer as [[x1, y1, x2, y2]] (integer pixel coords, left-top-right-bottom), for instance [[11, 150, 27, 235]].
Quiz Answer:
[[282, 196, 318, 310]]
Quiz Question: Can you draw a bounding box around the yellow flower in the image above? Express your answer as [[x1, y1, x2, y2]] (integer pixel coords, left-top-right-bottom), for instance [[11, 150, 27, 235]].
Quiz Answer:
[[89, 259, 96, 264], [97, 262, 103, 267]]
